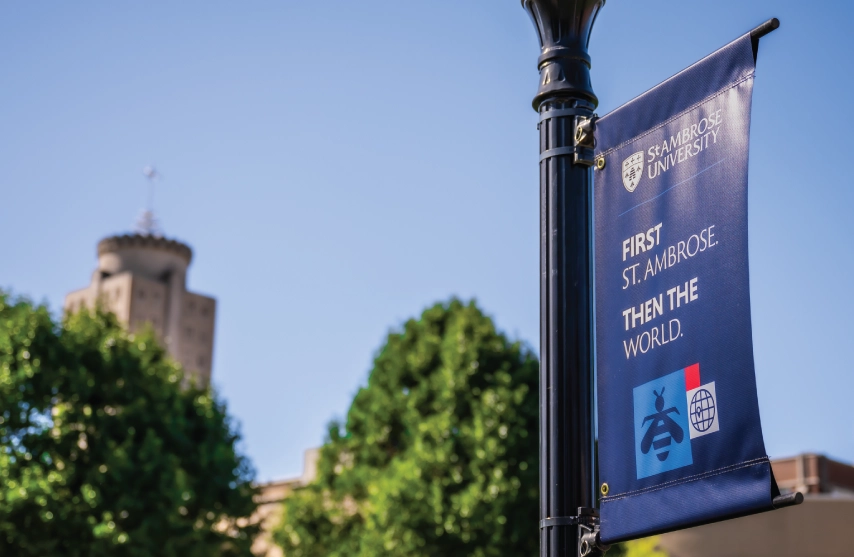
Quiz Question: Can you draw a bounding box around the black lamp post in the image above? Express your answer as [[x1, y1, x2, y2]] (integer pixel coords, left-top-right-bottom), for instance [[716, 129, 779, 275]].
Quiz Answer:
[[520, 1, 605, 556]]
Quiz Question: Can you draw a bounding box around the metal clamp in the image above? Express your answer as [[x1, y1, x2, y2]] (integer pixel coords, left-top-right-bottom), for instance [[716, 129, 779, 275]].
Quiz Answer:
[[578, 507, 611, 557], [539, 516, 580, 529], [538, 107, 590, 123], [577, 508, 610, 557], [579, 522, 610, 557], [540, 508, 611, 556], [538, 114, 598, 167], [573, 115, 597, 167]]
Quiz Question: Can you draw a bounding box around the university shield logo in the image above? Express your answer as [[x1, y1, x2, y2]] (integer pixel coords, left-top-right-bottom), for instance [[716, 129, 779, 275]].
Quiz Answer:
[[622, 151, 644, 192]]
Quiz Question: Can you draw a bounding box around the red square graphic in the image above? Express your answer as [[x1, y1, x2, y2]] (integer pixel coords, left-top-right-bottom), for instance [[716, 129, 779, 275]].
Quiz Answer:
[[685, 363, 701, 391]]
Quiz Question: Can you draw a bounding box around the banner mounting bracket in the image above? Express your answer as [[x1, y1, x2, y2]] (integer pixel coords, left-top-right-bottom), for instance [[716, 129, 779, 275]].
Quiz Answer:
[[541, 508, 611, 556]]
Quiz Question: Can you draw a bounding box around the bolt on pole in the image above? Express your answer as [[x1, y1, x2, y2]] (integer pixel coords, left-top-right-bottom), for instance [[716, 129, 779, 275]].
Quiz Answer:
[[520, 1, 605, 556]]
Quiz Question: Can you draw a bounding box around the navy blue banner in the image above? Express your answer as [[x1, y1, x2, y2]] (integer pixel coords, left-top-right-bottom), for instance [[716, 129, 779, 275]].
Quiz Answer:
[[594, 34, 778, 542]]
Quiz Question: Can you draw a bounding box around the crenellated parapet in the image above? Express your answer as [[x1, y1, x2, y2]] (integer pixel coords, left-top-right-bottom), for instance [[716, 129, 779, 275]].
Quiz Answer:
[[98, 233, 192, 265]]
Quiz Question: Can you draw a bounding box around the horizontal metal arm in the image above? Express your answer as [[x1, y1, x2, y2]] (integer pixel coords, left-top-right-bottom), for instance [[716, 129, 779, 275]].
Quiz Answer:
[[750, 18, 780, 40], [749, 17, 779, 60], [772, 491, 804, 509]]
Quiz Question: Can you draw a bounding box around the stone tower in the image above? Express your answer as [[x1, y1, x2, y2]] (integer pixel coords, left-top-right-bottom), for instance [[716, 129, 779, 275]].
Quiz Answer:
[[64, 233, 216, 385]]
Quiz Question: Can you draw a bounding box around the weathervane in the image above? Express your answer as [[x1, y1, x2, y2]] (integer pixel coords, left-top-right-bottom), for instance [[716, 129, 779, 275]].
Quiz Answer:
[[137, 165, 163, 236]]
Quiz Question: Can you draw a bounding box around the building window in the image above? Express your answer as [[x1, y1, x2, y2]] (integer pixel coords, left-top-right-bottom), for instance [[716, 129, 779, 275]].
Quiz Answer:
[[138, 290, 146, 300], [196, 355, 206, 367], [185, 327, 193, 340]]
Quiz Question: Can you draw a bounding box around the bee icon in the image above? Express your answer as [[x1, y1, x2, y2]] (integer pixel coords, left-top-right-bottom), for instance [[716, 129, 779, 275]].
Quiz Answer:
[[640, 387, 685, 462]]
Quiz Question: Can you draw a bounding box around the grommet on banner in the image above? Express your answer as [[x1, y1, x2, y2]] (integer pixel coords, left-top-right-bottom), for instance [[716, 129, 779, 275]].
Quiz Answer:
[[600, 483, 609, 496], [595, 157, 605, 170]]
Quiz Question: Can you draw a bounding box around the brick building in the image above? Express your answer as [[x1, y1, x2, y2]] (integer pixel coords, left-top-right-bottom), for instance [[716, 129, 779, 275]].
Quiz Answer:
[[658, 453, 854, 557]]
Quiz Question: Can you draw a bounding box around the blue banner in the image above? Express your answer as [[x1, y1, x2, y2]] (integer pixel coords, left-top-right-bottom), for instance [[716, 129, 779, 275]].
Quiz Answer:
[[594, 34, 779, 542]]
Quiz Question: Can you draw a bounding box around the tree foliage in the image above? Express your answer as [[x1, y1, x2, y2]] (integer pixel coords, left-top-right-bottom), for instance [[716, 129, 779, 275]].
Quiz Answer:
[[275, 299, 539, 556], [0, 292, 257, 556], [612, 536, 669, 557]]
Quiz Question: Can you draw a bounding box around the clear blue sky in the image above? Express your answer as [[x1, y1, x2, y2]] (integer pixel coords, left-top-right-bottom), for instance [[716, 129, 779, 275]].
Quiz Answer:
[[1, 0, 851, 482]]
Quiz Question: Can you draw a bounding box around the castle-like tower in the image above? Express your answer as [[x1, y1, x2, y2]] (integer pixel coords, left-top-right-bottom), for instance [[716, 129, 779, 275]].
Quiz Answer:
[[64, 233, 216, 385]]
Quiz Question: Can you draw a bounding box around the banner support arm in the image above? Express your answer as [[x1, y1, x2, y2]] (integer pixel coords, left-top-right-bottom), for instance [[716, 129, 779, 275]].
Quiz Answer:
[[750, 18, 780, 60]]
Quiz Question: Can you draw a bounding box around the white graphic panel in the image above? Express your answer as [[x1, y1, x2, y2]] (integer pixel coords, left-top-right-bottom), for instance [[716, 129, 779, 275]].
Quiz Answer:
[[686, 382, 719, 439]]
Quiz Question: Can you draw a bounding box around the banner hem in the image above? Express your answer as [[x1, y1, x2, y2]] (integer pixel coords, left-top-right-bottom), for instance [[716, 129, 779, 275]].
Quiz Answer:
[[601, 456, 770, 503]]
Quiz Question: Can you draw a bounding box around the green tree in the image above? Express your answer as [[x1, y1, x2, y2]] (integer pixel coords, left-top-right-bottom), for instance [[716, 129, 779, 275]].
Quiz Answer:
[[275, 299, 539, 557], [613, 536, 669, 557], [0, 292, 258, 556]]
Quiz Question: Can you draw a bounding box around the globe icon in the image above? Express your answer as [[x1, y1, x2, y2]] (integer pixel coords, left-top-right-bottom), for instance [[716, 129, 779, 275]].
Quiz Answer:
[[690, 389, 716, 432]]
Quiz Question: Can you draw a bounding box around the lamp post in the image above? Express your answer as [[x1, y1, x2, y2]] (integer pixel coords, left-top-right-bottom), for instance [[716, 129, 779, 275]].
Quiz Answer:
[[520, 1, 605, 556]]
